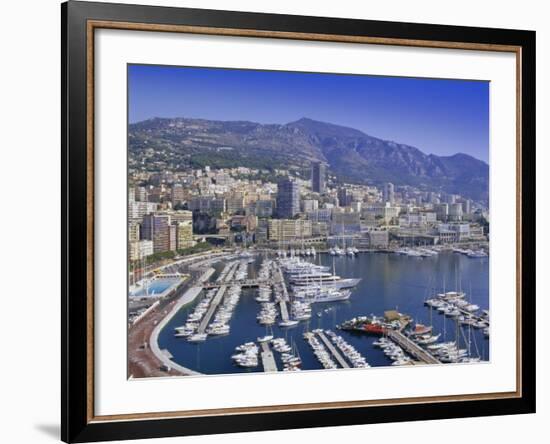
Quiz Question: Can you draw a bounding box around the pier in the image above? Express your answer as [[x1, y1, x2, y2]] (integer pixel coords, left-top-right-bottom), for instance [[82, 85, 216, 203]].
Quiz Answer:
[[197, 285, 227, 334], [315, 331, 350, 368], [197, 267, 215, 283], [275, 265, 290, 301], [203, 278, 266, 289], [279, 300, 290, 322], [260, 342, 278, 372], [274, 263, 290, 322], [387, 330, 441, 364]]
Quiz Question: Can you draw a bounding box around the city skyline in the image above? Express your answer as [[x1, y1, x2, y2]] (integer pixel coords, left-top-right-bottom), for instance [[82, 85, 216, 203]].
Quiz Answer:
[[127, 64, 490, 378], [129, 64, 490, 162]]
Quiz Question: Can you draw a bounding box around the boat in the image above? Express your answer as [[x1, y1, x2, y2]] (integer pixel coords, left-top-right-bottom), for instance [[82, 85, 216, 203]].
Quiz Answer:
[[467, 250, 488, 258], [416, 333, 441, 345], [278, 320, 299, 327], [187, 333, 207, 342], [363, 323, 386, 335], [407, 324, 433, 337], [257, 335, 274, 343], [291, 273, 360, 284], [307, 288, 351, 303]]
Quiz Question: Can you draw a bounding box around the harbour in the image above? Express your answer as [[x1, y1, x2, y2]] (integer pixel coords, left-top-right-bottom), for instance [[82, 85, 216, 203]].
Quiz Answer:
[[155, 248, 489, 375]]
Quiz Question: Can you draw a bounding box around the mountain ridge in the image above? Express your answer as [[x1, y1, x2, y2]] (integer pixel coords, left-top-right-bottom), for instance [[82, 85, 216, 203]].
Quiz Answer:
[[129, 116, 488, 202]]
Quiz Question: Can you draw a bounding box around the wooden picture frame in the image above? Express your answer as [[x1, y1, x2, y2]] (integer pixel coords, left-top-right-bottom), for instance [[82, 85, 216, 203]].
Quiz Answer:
[[62, 1, 536, 442]]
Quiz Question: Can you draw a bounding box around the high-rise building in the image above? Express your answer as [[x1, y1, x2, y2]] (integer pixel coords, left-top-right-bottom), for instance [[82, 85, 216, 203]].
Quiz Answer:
[[253, 200, 274, 218], [189, 196, 226, 217], [276, 179, 300, 219], [134, 186, 148, 202], [171, 183, 186, 206], [311, 162, 326, 194], [141, 214, 171, 253], [449, 203, 464, 221], [225, 193, 245, 215], [383, 182, 395, 204], [462, 199, 472, 215], [176, 221, 194, 250], [161, 210, 193, 225], [301, 199, 319, 213], [128, 201, 158, 223], [331, 208, 361, 234], [307, 208, 333, 223], [434, 203, 449, 222], [255, 219, 269, 243], [129, 240, 154, 261], [337, 187, 352, 207], [268, 219, 312, 242], [129, 222, 141, 243]]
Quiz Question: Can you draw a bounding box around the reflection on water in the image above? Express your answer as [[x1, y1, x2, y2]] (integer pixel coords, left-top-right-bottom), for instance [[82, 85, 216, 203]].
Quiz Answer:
[[158, 252, 489, 375]]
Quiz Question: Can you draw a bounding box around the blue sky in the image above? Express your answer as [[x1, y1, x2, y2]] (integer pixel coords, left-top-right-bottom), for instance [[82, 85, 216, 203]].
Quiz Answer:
[[128, 64, 489, 163]]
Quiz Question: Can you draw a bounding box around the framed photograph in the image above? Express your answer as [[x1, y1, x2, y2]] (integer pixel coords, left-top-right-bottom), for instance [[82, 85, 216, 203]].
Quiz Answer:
[[62, 1, 536, 442]]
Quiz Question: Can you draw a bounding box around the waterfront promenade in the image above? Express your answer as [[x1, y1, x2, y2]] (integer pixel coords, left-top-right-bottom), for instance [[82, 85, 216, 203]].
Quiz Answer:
[[149, 285, 204, 375]]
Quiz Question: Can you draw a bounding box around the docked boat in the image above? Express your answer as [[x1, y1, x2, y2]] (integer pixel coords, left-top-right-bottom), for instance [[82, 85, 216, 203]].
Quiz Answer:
[[306, 288, 351, 303], [292, 276, 361, 290], [187, 333, 207, 342], [278, 319, 299, 327], [407, 324, 433, 337], [257, 335, 274, 343], [467, 250, 488, 258]]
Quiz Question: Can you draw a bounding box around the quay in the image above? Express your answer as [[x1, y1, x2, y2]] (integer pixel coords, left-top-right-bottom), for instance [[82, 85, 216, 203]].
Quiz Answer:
[[260, 342, 278, 372], [315, 331, 350, 368], [387, 330, 441, 364], [197, 285, 227, 334], [149, 285, 203, 376]]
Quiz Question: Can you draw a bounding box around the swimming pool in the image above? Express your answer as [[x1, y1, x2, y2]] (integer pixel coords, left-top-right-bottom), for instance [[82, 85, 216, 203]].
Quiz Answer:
[[130, 278, 181, 298]]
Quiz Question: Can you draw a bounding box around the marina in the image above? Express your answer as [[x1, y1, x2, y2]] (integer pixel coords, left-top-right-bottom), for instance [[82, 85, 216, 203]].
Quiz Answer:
[[156, 250, 489, 375]]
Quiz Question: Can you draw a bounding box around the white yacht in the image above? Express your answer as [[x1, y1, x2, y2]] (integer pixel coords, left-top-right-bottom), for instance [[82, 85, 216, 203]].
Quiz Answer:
[[278, 319, 299, 327], [308, 288, 351, 303], [187, 333, 207, 342], [257, 335, 274, 343]]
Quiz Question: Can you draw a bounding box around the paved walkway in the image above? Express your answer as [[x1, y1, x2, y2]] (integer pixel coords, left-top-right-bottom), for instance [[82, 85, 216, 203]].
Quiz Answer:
[[197, 286, 227, 334], [388, 330, 441, 364], [260, 342, 278, 372], [149, 286, 204, 376], [316, 331, 350, 368]]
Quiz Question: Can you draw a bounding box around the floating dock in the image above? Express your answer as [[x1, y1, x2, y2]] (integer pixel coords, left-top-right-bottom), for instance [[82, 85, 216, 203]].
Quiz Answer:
[[316, 331, 350, 368], [260, 342, 278, 372]]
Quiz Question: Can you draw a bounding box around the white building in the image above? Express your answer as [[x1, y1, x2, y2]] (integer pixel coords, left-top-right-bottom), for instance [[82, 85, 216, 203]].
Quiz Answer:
[[129, 240, 154, 261]]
